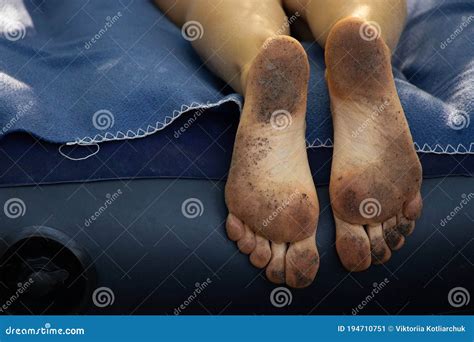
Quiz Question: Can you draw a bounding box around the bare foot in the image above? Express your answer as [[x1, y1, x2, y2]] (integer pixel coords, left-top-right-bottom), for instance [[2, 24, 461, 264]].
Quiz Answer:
[[225, 36, 319, 288], [326, 17, 423, 271]]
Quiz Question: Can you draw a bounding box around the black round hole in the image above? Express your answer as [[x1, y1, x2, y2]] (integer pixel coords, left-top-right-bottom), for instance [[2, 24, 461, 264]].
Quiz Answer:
[[0, 227, 95, 314]]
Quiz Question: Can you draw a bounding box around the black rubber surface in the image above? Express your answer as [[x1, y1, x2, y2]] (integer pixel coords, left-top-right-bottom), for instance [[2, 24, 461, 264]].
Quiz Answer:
[[0, 177, 473, 315]]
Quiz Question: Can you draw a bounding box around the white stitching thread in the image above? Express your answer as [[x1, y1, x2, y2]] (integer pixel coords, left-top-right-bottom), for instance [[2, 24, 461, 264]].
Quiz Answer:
[[67, 98, 473, 155], [307, 139, 474, 155], [67, 96, 243, 146]]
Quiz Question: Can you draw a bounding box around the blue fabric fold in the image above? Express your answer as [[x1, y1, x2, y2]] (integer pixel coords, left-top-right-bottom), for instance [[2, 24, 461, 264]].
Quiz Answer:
[[0, 0, 472, 153]]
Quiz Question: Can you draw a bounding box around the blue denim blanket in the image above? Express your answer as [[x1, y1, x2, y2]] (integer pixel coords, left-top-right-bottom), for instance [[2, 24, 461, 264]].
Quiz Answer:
[[0, 0, 472, 187]]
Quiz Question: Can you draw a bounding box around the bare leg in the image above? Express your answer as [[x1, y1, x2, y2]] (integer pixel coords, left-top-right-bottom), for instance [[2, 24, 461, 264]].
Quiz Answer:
[[285, 0, 422, 271], [156, 0, 289, 94], [155, 0, 320, 288], [285, 0, 407, 51]]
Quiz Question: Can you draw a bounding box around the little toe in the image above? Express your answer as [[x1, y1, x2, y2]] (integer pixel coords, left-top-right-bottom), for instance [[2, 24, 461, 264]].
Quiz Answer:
[[335, 217, 371, 272], [366, 224, 391, 264], [396, 214, 415, 237], [250, 235, 271, 268], [226, 213, 244, 241], [382, 217, 405, 250], [403, 192, 423, 220], [237, 224, 257, 254], [286, 234, 319, 288], [266, 242, 287, 284]]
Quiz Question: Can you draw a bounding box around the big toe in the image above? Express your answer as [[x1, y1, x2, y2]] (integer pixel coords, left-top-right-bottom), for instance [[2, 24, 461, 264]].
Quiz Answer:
[[226, 213, 245, 241], [285, 234, 319, 288], [335, 217, 371, 271]]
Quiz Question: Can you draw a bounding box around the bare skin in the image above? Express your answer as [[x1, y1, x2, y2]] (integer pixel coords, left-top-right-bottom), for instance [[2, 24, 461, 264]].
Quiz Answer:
[[155, 0, 423, 286], [225, 36, 319, 288], [325, 17, 422, 271]]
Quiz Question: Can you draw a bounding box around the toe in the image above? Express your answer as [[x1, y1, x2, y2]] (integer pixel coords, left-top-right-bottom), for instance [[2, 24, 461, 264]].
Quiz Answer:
[[382, 216, 405, 250], [396, 214, 415, 237], [335, 217, 371, 272], [285, 234, 319, 288], [366, 224, 391, 264], [237, 224, 256, 254], [266, 242, 287, 284], [226, 213, 244, 241], [250, 235, 271, 268], [403, 192, 422, 220]]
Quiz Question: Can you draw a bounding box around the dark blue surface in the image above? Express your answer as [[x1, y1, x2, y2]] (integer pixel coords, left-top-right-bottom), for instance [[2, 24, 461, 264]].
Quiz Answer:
[[0, 0, 472, 186], [0, 110, 472, 188]]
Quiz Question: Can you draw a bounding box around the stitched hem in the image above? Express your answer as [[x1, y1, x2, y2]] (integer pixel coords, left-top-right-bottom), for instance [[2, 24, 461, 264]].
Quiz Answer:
[[67, 95, 243, 146], [307, 139, 474, 155], [67, 98, 473, 155]]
